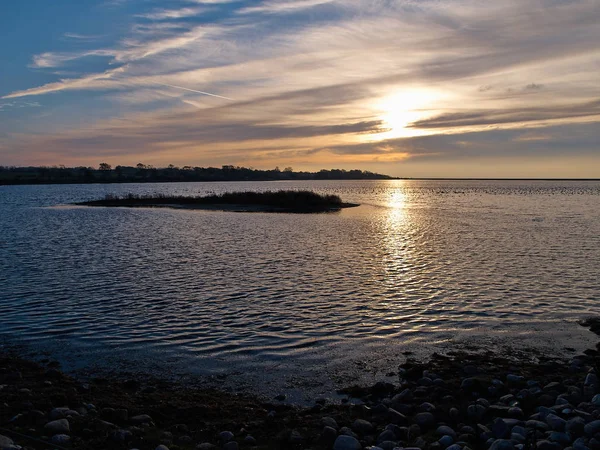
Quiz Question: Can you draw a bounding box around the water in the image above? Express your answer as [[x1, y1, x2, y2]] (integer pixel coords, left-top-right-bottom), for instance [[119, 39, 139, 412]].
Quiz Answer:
[[1, 180, 599, 401]]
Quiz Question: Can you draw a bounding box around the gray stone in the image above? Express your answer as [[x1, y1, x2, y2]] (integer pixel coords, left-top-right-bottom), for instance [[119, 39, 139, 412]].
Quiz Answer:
[[573, 438, 589, 450], [549, 432, 572, 445], [51, 434, 71, 446], [437, 426, 457, 440], [244, 435, 257, 445], [446, 445, 462, 450], [155, 445, 170, 450], [392, 388, 413, 403], [592, 395, 600, 406], [489, 439, 516, 450], [44, 418, 70, 434], [352, 418, 374, 435], [492, 418, 510, 439], [449, 407, 460, 420], [388, 408, 406, 424], [507, 374, 525, 384], [418, 377, 432, 386], [537, 440, 562, 450], [322, 416, 338, 429], [585, 420, 600, 436], [585, 374, 599, 386], [511, 433, 526, 443], [379, 441, 398, 450], [477, 398, 491, 408], [467, 404, 486, 421], [177, 435, 193, 445], [419, 402, 436, 413], [508, 407, 524, 419], [377, 429, 396, 443], [130, 414, 153, 425], [415, 412, 435, 428], [110, 429, 133, 442], [195, 444, 217, 450], [223, 443, 238, 450], [219, 431, 234, 442], [512, 426, 527, 437], [333, 435, 362, 450], [321, 426, 337, 442], [526, 420, 550, 431], [0, 435, 14, 449], [461, 378, 476, 389], [439, 435, 454, 448], [567, 417, 586, 437], [340, 427, 358, 438], [546, 414, 566, 431]]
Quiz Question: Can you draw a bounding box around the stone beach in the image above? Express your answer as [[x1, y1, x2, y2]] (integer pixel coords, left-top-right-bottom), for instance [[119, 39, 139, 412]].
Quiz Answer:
[[1, 318, 599, 450]]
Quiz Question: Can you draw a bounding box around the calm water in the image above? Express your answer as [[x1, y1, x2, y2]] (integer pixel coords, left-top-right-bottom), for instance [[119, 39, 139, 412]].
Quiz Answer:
[[1, 180, 599, 401]]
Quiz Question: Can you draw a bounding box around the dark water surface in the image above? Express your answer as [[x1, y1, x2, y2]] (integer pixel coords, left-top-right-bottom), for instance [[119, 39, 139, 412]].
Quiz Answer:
[[1, 180, 599, 401]]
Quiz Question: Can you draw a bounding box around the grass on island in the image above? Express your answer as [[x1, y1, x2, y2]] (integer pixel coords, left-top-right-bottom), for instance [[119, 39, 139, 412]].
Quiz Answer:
[[76, 190, 359, 212]]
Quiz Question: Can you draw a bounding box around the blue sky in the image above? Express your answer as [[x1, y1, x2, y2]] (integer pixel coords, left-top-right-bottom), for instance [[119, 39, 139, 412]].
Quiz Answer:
[[1, 0, 599, 177]]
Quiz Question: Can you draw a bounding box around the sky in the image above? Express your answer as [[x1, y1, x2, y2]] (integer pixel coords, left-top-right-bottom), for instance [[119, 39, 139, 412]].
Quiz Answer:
[[0, 0, 599, 178]]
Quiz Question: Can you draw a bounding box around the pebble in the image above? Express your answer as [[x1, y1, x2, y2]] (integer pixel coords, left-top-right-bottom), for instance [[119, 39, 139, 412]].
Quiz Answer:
[[439, 434, 454, 448], [322, 416, 339, 429], [546, 414, 567, 431], [333, 435, 362, 450], [585, 420, 600, 436], [377, 429, 396, 443], [353, 418, 374, 434], [219, 430, 234, 442], [567, 417, 586, 436], [0, 435, 14, 448], [489, 439, 516, 450], [130, 414, 153, 425], [44, 418, 70, 434], [491, 417, 509, 438], [537, 440, 562, 450], [155, 446, 170, 450], [415, 412, 436, 427], [223, 442, 239, 450], [437, 425, 457, 440], [322, 426, 338, 442], [467, 404, 486, 421], [51, 434, 71, 445]]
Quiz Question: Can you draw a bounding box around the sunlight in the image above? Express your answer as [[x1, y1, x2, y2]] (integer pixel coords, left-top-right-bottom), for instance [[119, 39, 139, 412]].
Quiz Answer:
[[388, 189, 407, 210], [372, 89, 442, 140]]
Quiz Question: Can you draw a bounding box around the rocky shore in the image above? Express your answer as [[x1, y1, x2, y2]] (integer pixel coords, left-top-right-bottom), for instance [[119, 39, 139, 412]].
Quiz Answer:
[[1, 318, 600, 450]]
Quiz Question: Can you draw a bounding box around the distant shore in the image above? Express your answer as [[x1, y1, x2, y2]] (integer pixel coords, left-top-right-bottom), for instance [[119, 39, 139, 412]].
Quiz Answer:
[[1, 318, 599, 450], [0, 165, 392, 186]]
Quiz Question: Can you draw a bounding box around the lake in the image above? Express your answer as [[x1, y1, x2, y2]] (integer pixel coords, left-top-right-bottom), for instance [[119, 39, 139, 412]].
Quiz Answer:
[[1, 180, 599, 402]]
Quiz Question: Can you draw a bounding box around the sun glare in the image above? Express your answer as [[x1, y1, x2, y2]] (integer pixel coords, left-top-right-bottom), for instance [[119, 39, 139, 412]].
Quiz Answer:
[[372, 89, 442, 140]]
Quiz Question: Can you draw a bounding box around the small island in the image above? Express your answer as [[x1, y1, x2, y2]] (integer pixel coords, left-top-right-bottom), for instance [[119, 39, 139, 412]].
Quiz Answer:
[[75, 190, 359, 213]]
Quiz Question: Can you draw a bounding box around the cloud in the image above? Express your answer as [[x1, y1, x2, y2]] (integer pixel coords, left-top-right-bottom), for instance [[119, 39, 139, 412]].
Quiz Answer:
[[238, 0, 335, 14], [410, 99, 600, 129], [2, 0, 600, 174], [136, 7, 207, 20]]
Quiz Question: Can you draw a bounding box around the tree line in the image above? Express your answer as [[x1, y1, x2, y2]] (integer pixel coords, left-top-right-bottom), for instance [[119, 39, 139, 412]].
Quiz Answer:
[[0, 164, 392, 185]]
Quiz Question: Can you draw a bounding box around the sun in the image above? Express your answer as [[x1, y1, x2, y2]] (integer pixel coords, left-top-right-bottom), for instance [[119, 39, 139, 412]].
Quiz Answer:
[[371, 89, 442, 140]]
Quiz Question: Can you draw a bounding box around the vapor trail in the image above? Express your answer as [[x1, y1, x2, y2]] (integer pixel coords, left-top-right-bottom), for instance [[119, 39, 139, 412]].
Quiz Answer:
[[158, 83, 233, 100]]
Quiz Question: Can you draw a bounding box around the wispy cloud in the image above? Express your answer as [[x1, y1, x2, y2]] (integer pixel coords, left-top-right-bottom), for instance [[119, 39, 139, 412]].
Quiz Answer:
[[2, 0, 600, 175], [137, 7, 207, 20]]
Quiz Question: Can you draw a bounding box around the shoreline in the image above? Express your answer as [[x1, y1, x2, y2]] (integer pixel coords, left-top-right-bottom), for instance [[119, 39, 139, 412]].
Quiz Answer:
[[1, 319, 599, 450]]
